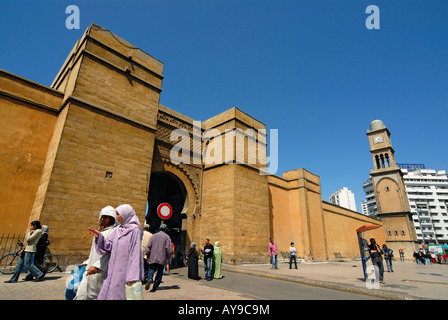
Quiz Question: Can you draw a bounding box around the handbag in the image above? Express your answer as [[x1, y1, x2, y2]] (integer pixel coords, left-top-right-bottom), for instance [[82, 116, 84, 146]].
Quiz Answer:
[[125, 281, 143, 300]]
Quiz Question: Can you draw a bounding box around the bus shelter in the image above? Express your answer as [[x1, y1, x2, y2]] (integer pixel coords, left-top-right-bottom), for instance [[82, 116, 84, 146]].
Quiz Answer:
[[356, 225, 380, 279]]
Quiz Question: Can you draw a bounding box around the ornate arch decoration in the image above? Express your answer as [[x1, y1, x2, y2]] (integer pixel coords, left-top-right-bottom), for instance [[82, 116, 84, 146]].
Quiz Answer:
[[150, 157, 202, 218]]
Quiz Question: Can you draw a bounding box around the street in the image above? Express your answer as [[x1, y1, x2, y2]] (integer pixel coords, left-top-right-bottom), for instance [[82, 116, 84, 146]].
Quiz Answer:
[[172, 266, 381, 300]]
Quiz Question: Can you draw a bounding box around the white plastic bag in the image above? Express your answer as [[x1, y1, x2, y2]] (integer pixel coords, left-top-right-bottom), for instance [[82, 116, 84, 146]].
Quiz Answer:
[[125, 281, 143, 300]]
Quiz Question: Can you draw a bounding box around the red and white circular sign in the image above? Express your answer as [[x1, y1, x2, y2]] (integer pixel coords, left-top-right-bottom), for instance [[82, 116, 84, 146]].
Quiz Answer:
[[157, 203, 173, 220]]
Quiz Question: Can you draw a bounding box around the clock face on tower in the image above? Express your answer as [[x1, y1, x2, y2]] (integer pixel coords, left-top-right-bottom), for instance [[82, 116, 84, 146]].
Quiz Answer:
[[373, 135, 383, 144]]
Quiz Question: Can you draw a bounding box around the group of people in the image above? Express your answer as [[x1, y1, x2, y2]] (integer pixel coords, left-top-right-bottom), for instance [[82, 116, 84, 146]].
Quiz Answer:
[[77, 204, 146, 299], [368, 238, 394, 284], [413, 249, 448, 265], [4, 221, 50, 283], [75, 204, 224, 300], [268, 238, 299, 270], [5, 204, 225, 300], [76, 204, 183, 299], [186, 238, 223, 281]]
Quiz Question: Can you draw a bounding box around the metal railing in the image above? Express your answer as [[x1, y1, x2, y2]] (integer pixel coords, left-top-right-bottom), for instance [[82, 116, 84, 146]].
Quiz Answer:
[[0, 233, 24, 257]]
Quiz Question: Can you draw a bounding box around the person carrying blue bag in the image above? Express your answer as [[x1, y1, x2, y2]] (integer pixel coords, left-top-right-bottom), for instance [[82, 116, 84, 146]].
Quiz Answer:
[[382, 244, 394, 272], [65, 264, 86, 300], [73, 205, 117, 300]]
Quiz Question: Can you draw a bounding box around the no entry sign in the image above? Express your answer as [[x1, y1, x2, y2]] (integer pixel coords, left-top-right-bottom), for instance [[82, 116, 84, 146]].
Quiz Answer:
[[157, 203, 173, 220]]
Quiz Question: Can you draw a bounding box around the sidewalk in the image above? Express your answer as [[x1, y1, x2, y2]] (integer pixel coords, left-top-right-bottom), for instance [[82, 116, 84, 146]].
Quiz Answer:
[[0, 269, 252, 300], [0, 259, 446, 300], [223, 259, 448, 300]]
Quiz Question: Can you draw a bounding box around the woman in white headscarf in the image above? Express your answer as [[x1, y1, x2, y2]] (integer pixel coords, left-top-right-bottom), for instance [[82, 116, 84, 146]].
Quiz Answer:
[[75, 205, 117, 300], [89, 204, 144, 300]]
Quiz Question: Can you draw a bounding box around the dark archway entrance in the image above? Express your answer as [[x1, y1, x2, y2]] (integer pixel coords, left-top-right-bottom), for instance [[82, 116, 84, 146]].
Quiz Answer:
[[146, 171, 187, 266]]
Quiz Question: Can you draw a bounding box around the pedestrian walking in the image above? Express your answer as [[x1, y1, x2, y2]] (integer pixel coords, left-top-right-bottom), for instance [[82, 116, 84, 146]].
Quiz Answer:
[[399, 249, 405, 262], [164, 242, 175, 275], [425, 251, 432, 265], [24, 224, 50, 281], [142, 223, 153, 283], [289, 242, 298, 269], [430, 252, 438, 264], [89, 204, 144, 300], [35, 225, 49, 266], [368, 238, 384, 284], [382, 244, 394, 272], [418, 250, 426, 265], [144, 223, 173, 292], [5, 221, 45, 283], [269, 238, 278, 269], [186, 242, 200, 280], [75, 206, 117, 300], [413, 251, 420, 264], [201, 238, 214, 280], [213, 241, 223, 279]]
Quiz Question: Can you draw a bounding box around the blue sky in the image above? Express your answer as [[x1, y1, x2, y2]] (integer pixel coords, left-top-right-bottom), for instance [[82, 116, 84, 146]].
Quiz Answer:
[[1, 0, 447, 211]]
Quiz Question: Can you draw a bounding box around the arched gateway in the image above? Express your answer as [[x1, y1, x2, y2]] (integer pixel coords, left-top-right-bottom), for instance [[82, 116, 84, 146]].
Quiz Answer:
[[148, 105, 204, 264], [150, 104, 272, 265]]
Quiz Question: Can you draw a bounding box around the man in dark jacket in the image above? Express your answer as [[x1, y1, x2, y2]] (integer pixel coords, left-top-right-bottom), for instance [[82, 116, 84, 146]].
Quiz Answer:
[[368, 238, 385, 284], [201, 238, 214, 281]]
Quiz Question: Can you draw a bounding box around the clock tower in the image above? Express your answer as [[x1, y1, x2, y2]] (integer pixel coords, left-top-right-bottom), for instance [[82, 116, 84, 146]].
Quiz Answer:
[[367, 120, 418, 255]]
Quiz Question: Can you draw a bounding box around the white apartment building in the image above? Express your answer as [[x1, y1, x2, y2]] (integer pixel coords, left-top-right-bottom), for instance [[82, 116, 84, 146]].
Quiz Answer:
[[403, 168, 448, 245], [329, 187, 357, 211], [362, 179, 377, 217], [363, 165, 448, 245]]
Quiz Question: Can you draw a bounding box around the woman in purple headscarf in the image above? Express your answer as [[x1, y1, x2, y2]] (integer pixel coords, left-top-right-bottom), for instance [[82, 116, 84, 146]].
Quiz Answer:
[[88, 204, 144, 300]]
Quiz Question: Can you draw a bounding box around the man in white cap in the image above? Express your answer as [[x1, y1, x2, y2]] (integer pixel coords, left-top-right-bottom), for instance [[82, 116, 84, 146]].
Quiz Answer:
[[74, 205, 117, 300]]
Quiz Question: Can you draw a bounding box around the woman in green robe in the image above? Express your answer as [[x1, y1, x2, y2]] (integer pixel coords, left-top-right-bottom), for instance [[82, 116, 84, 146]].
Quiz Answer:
[[213, 241, 223, 279]]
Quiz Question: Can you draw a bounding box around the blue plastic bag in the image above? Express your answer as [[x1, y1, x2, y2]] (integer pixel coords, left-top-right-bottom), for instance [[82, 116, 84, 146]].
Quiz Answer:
[[65, 264, 85, 300]]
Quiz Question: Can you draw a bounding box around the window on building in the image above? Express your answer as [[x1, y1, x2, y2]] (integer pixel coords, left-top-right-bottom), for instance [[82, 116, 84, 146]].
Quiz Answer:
[[385, 153, 391, 167], [375, 155, 381, 170]]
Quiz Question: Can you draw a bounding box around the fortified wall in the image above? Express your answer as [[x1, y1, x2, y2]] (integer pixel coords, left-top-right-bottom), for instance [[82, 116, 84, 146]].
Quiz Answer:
[[268, 169, 384, 262], [0, 24, 384, 266]]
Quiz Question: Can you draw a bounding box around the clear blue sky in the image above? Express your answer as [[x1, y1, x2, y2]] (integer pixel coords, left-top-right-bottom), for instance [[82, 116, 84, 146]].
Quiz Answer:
[[1, 0, 447, 211]]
